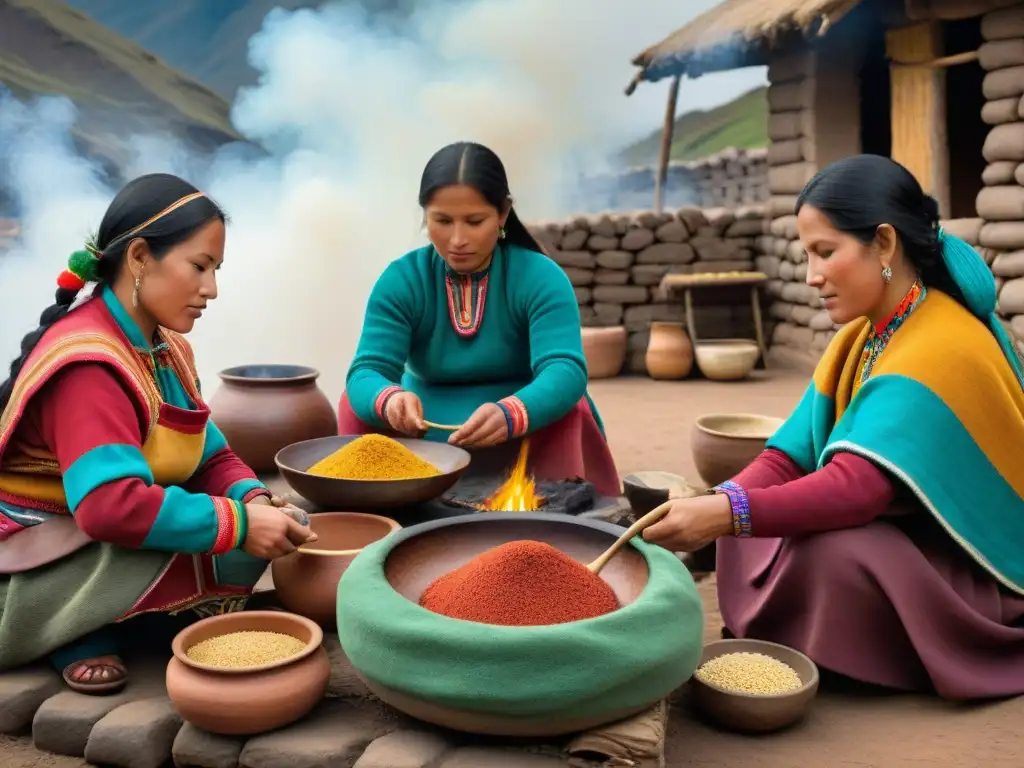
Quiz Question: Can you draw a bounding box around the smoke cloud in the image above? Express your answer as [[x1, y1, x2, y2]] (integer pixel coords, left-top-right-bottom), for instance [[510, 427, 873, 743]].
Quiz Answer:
[[0, 0, 763, 400]]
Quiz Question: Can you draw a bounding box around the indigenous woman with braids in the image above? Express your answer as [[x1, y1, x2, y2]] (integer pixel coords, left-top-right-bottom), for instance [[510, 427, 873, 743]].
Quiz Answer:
[[338, 142, 620, 495], [644, 155, 1024, 699], [0, 174, 316, 694]]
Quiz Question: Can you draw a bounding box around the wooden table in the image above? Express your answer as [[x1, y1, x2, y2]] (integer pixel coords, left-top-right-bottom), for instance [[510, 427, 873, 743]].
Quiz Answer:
[[658, 271, 769, 366]]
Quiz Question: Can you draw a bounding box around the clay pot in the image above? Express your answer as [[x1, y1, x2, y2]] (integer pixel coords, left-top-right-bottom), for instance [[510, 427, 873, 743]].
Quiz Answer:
[[694, 340, 760, 381], [581, 326, 627, 379], [691, 413, 785, 487], [272, 512, 401, 626], [645, 322, 693, 380], [208, 365, 337, 473], [165, 610, 330, 735]]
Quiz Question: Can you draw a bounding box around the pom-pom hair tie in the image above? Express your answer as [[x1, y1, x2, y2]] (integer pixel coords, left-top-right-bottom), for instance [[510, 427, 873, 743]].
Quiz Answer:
[[56, 244, 102, 291]]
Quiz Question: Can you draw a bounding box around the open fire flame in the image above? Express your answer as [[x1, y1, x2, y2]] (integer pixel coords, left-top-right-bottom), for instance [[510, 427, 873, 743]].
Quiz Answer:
[[479, 439, 545, 512]]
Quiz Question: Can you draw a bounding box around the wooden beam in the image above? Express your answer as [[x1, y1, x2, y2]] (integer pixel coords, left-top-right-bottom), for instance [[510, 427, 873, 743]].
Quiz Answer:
[[654, 75, 682, 214], [886, 22, 951, 218], [890, 50, 979, 68]]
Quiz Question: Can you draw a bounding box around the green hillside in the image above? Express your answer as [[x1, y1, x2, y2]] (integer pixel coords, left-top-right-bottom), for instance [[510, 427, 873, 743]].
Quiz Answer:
[[619, 85, 768, 167], [0, 0, 241, 173]]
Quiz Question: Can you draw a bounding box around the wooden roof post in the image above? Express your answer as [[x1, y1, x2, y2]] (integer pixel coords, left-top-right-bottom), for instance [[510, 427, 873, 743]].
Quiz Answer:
[[654, 74, 682, 213], [886, 22, 951, 218]]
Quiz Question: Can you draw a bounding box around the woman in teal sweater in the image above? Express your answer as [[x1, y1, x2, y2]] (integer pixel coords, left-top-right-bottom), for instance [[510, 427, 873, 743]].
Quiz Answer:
[[338, 142, 620, 496]]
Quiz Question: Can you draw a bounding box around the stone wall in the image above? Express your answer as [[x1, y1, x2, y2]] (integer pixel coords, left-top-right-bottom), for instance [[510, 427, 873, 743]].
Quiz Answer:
[[979, 3, 1024, 351], [575, 148, 768, 213], [528, 206, 770, 374], [761, 50, 832, 365]]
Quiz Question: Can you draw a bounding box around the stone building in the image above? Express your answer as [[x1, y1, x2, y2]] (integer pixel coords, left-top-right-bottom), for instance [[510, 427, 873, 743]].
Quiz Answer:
[[627, 0, 1024, 368]]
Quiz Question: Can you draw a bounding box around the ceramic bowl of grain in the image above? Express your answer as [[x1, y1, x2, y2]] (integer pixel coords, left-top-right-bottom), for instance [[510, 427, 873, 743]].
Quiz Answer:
[[275, 434, 471, 509], [165, 610, 330, 735], [690, 638, 819, 733]]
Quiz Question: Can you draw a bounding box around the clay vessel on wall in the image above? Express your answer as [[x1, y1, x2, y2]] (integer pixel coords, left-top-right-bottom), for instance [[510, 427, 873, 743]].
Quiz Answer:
[[165, 610, 330, 736], [691, 413, 785, 487], [272, 512, 401, 627], [581, 326, 627, 379], [645, 322, 694, 380], [208, 365, 337, 473]]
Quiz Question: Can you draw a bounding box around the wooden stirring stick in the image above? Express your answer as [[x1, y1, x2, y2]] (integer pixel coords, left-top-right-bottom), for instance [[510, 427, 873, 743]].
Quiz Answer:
[[586, 500, 674, 574], [423, 420, 463, 431], [586, 480, 697, 574]]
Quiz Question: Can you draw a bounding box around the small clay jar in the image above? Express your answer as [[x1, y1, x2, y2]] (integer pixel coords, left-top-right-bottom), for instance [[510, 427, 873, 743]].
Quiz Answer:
[[165, 610, 330, 735], [207, 364, 337, 473], [272, 512, 401, 627], [645, 322, 694, 380], [581, 326, 627, 379]]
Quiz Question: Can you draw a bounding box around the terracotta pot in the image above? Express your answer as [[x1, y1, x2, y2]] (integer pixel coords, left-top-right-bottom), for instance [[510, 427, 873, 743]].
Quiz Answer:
[[208, 365, 337, 473], [165, 610, 330, 735], [645, 322, 693, 380], [272, 512, 401, 627], [581, 326, 626, 379], [694, 339, 760, 381], [691, 413, 785, 487]]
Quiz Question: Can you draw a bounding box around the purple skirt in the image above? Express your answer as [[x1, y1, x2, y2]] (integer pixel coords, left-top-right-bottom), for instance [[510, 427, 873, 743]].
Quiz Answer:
[[716, 516, 1024, 700]]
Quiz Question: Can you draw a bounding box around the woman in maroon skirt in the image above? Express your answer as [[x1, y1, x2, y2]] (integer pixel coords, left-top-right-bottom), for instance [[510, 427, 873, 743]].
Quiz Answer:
[[644, 155, 1024, 700], [337, 142, 619, 495]]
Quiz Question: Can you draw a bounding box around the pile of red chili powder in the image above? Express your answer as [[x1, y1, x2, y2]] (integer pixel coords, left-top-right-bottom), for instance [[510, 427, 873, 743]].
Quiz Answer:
[[419, 540, 620, 626]]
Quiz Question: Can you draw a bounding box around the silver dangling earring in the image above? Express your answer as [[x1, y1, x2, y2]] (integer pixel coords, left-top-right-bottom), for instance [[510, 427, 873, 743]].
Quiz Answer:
[[881, 266, 893, 284], [132, 276, 141, 308], [498, 227, 506, 240]]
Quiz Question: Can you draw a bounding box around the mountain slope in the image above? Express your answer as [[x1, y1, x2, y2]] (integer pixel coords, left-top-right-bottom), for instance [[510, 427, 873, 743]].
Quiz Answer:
[[64, 0, 418, 99], [0, 0, 240, 172], [619, 86, 768, 167]]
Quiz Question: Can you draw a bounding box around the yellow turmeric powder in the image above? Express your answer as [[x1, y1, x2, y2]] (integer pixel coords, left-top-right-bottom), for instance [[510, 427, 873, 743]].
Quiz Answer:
[[306, 435, 441, 481]]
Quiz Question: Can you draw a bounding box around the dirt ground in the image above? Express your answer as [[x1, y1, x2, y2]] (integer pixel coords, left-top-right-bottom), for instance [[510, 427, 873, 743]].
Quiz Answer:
[[4, 369, 1022, 767]]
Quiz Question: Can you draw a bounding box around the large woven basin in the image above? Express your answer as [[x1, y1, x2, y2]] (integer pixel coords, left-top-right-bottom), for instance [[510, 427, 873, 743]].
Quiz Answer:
[[336, 513, 704, 736], [275, 435, 470, 509]]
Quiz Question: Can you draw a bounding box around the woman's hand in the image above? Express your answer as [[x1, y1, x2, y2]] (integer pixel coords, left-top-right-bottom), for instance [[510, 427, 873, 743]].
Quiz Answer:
[[384, 392, 427, 437], [449, 403, 509, 448], [250, 494, 310, 527], [242, 502, 317, 560], [642, 493, 734, 553]]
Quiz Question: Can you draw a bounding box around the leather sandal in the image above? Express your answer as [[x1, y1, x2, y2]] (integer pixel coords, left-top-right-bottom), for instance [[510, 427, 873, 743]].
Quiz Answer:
[[62, 655, 128, 695]]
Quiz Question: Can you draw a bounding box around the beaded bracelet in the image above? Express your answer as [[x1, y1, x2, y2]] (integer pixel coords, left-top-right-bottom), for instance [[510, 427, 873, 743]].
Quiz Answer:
[[713, 480, 752, 538]]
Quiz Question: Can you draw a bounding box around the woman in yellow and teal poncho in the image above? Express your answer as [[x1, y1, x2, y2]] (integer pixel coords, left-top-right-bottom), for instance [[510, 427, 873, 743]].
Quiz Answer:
[[0, 174, 315, 695], [644, 155, 1024, 699]]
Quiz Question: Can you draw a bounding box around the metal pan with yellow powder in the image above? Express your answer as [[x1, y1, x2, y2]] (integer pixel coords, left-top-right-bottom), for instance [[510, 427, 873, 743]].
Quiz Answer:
[[274, 435, 471, 509]]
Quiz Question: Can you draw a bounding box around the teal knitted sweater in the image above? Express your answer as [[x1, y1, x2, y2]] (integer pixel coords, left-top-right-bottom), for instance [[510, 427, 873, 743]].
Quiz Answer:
[[346, 242, 595, 439]]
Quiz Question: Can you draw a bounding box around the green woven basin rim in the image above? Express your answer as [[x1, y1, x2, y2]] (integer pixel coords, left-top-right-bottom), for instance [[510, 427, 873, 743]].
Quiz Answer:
[[336, 513, 704, 720]]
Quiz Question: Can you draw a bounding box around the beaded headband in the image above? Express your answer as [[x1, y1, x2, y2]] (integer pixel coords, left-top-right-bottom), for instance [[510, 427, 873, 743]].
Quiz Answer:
[[56, 191, 206, 292]]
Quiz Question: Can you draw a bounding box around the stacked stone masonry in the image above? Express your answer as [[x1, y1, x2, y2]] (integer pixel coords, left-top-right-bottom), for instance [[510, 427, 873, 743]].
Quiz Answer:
[[0, 635, 584, 768], [980, 3, 1024, 353], [527, 206, 771, 373], [762, 49, 829, 364], [579, 147, 768, 211]]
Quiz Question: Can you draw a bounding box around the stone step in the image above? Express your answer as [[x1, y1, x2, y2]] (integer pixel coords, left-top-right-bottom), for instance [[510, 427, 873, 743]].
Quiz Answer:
[[1, 630, 631, 767]]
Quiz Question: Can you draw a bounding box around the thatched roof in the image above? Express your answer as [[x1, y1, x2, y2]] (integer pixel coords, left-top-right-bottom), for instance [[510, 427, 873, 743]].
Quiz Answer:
[[626, 0, 863, 93]]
